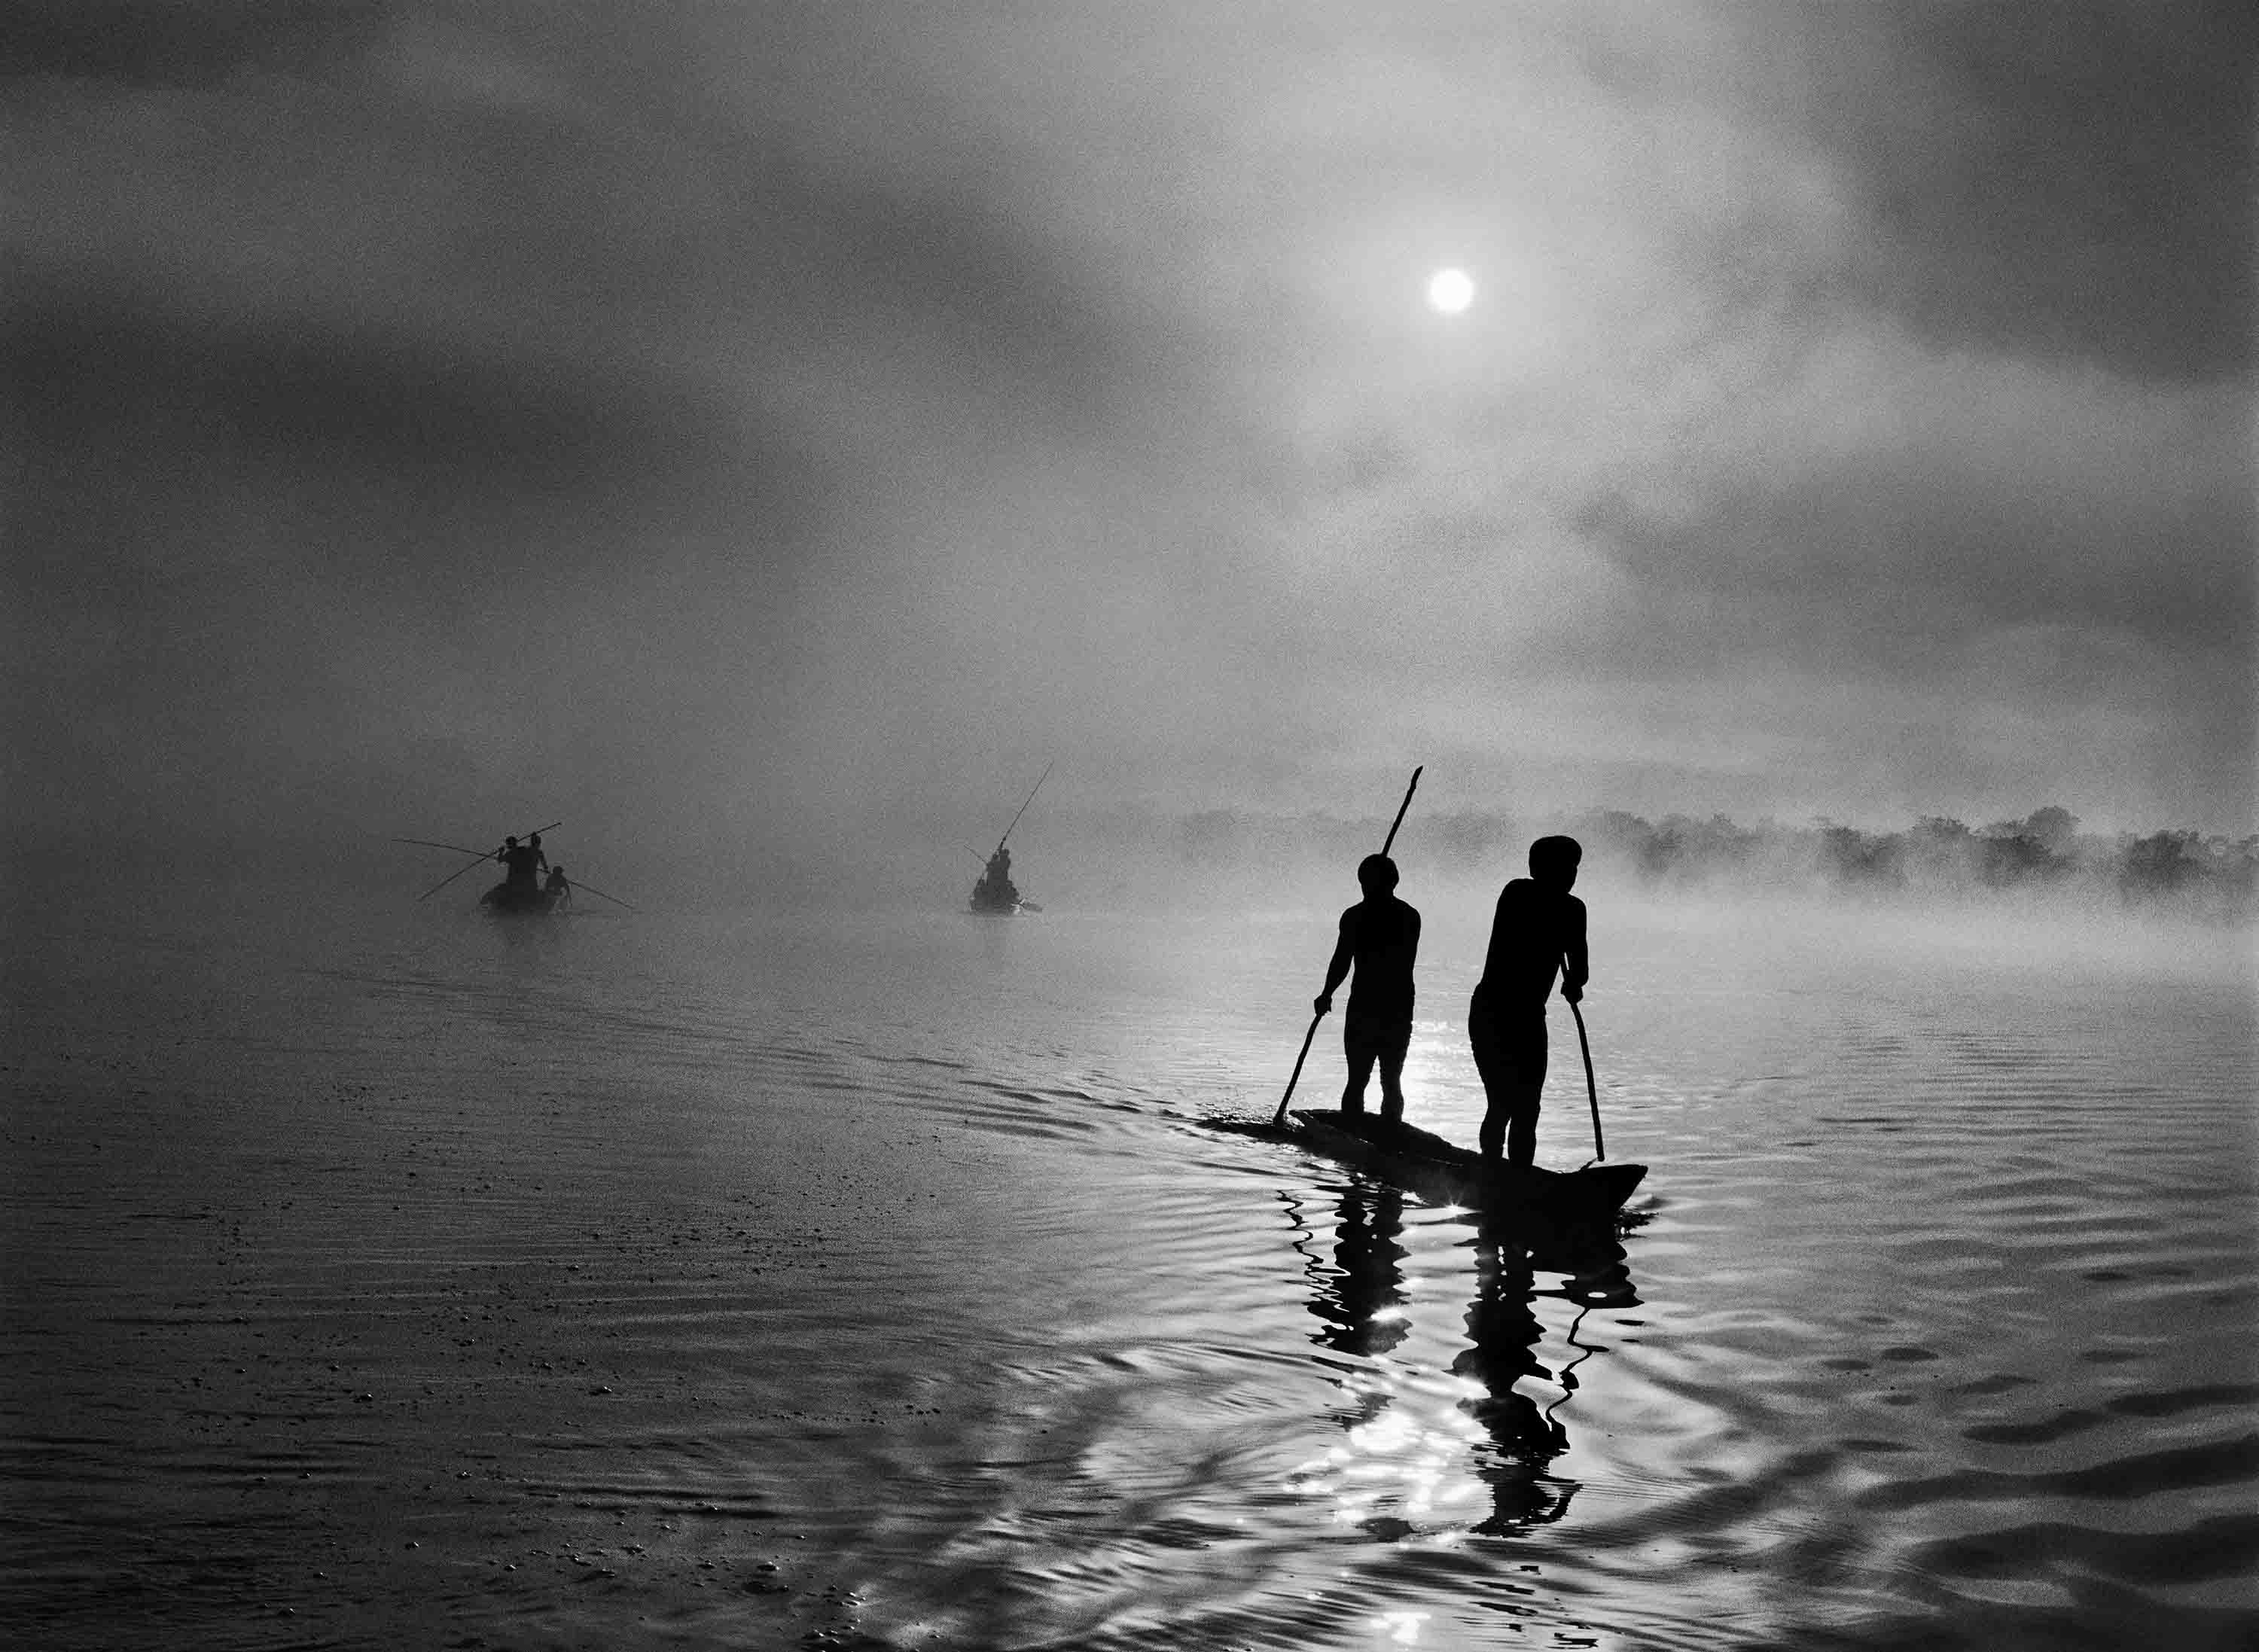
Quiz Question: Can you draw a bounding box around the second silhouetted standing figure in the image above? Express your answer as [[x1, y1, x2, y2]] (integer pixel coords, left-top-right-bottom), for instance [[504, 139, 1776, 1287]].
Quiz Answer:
[[1468, 836, 1588, 1167]]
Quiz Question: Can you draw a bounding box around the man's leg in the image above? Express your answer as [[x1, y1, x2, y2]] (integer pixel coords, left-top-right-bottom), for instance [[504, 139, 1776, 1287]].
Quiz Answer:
[[1503, 1022, 1548, 1169], [1503, 1081, 1541, 1168], [1376, 1020, 1410, 1122], [1471, 1016, 1511, 1158], [1341, 1024, 1377, 1114]]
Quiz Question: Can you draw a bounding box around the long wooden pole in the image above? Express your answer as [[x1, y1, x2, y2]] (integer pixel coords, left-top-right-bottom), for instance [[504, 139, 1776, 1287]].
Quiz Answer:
[[416, 820, 563, 901], [994, 763, 1052, 852], [1379, 765, 1421, 856], [392, 836, 490, 858], [1571, 999, 1605, 1161], [1273, 766, 1422, 1127], [566, 879, 637, 912], [418, 855, 492, 901], [1272, 1011, 1326, 1127]]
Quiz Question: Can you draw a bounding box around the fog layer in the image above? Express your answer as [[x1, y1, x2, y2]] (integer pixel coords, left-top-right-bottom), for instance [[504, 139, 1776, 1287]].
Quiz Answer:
[[7, 2, 2250, 892]]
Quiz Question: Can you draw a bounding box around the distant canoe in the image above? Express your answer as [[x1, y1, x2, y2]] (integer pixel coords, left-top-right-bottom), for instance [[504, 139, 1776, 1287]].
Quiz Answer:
[[1286, 1108, 1645, 1216]]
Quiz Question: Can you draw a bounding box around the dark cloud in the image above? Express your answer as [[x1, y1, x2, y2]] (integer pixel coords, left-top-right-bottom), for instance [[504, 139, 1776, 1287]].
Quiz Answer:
[[1770, 0, 2254, 381], [0, 5, 1157, 855], [0, 0, 387, 87], [1579, 416, 2251, 664], [2, 276, 753, 503]]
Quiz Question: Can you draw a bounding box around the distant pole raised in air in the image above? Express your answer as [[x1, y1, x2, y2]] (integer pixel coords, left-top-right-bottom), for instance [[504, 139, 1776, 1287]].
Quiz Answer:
[[994, 762, 1053, 852]]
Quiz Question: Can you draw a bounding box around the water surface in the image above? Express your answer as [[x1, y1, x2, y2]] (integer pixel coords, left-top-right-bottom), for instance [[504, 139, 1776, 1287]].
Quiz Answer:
[[5, 891, 2252, 1648]]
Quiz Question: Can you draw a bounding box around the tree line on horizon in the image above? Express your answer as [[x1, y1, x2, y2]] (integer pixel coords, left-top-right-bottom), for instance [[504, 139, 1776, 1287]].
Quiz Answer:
[[1172, 803, 2255, 920]]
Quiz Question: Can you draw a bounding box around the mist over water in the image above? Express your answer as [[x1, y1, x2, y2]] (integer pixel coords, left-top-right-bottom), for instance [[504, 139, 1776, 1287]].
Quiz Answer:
[[5, 3, 2254, 1644], [5, 877, 2251, 1649]]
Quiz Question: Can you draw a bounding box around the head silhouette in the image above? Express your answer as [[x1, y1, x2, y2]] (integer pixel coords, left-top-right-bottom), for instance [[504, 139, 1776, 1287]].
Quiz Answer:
[[505, 837, 519, 848], [1528, 836, 1581, 891], [1357, 853, 1399, 896], [529, 834, 542, 847]]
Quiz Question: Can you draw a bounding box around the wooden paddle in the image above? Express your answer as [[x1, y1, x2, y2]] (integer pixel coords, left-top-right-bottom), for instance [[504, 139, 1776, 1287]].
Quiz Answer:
[[1570, 998, 1605, 1161], [1272, 766, 1421, 1126]]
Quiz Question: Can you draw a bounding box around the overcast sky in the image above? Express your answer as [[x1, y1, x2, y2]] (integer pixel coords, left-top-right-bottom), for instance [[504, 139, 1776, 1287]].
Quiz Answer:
[[5, 0, 2251, 876]]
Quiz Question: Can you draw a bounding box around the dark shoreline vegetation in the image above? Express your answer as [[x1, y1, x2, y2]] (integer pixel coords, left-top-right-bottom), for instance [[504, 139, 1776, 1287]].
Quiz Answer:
[[6, 805, 2250, 925], [1174, 804, 2257, 922]]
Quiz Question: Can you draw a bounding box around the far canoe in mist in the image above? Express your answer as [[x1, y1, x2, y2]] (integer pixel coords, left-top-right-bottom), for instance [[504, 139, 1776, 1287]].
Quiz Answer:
[[968, 764, 1050, 916]]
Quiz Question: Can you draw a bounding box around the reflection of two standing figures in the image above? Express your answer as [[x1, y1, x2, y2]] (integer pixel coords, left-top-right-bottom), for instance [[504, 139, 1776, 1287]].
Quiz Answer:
[[1453, 1220, 1636, 1532], [1295, 1181, 1639, 1535]]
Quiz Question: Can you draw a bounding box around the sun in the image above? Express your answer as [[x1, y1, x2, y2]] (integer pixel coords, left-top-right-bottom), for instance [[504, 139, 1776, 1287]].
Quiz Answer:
[[1425, 267, 1475, 315]]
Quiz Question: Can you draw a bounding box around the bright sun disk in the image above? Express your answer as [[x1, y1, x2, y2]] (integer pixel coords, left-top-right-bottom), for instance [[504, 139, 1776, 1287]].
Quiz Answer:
[[1425, 267, 1474, 314]]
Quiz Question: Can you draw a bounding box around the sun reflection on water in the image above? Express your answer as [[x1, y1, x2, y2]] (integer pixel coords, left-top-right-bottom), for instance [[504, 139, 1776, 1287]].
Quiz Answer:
[[1284, 1172, 1639, 1544]]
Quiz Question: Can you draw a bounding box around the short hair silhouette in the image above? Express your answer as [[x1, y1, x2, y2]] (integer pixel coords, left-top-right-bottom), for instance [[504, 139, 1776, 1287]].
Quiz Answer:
[[1357, 853, 1399, 894], [1529, 836, 1581, 879]]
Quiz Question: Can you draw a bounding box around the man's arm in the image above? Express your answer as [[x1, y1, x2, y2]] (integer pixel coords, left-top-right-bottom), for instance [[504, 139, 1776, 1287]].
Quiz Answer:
[[1314, 911, 1354, 1014], [1560, 897, 1589, 1003]]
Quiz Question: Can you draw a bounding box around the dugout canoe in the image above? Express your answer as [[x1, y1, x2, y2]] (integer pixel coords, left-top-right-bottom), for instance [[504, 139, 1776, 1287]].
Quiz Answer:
[[1286, 1108, 1645, 1216], [479, 881, 562, 918]]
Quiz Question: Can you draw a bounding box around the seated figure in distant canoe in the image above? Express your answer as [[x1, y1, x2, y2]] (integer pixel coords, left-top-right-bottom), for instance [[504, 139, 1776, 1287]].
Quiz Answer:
[[970, 846, 1020, 913], [1468, 836, 1587, 1168], [543, 865, 572, 910], [1314, 853, 1421, 1120]]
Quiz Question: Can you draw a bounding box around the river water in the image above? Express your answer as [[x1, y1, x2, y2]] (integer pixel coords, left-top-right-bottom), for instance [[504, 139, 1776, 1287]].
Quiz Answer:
[[4, 885, 2252, 1649]]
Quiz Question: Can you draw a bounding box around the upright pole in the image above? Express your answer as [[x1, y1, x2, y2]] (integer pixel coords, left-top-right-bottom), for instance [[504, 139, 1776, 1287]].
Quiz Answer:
[[1571, 999, 1605, 1161], [1272, 1011, 1327, 1127], [1273, 765, 1422, 1128], [1379, 765, 1421, 857]]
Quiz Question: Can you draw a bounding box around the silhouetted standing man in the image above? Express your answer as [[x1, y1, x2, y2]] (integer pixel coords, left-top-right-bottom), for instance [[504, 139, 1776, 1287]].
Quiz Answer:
[[1315, 854, 1421, 1120], [1469, 836, 1587, 1167], [496, 835, 541, 893]]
